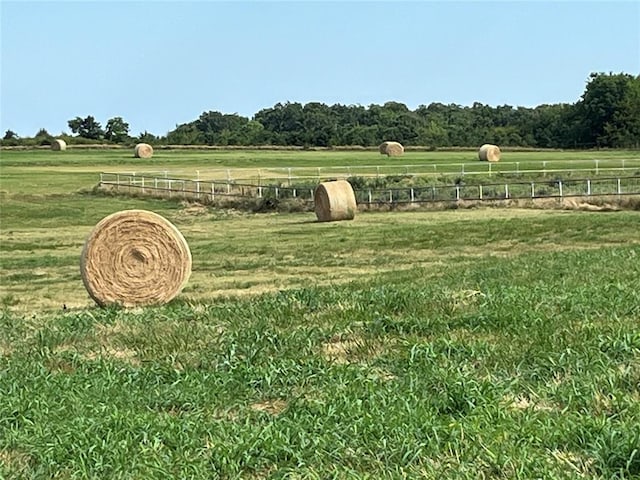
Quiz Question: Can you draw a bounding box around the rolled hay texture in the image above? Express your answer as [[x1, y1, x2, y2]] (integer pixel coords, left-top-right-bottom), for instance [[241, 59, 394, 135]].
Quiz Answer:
[[379, 141, 404, 157], [134, 143, 153, 158], [51, 139, 66, 151], [80, 210, 192, 307], [478, 144, 501, 162], [314, 180, 357, 222]]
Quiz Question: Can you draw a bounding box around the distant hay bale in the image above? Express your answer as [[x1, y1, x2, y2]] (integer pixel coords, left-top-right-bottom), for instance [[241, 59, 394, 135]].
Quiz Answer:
[[51, 139, 66, 151], [134, 143, 153, 158], [379, 141, 404, 157], [478, 144, 501, 162], [314, 180, 357, 222], [80, 210, 192, 307]]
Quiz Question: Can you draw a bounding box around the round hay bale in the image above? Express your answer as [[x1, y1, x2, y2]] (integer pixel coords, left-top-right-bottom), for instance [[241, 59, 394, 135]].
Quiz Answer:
[[51, 139, 66, 151], [478, 144, 501, 162], [314, 180, 357, 222], [134, 143, 153, 158], [80, 210, 191, 307], [379, 141, 404, 157]]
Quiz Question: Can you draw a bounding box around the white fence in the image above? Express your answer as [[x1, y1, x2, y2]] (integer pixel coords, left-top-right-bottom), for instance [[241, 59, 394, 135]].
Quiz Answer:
[[107, 157, 640, 186], [99, 172, 640, 206]]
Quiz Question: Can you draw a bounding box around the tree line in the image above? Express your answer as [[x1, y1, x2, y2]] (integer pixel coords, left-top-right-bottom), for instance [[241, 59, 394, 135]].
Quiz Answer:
[[3, 72, 639, 149]]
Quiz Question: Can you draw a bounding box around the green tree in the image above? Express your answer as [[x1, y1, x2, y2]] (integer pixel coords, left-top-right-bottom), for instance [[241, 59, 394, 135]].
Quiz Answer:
[[195, 111, 248, 145], [606, 75, 640, 148], [166, 123, 203, 145], [576, 72, 635, 147], [68, 116, 104, 140], [3, 130, 18, 140], [255, 102, 305, 145], [137, 131, 157, 144], [104, 117, 130, 143]]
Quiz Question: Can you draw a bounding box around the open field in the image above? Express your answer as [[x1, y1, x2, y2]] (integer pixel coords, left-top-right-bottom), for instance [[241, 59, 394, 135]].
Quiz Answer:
[[1, 148, 640, 478], [2, 148, 640, 194]]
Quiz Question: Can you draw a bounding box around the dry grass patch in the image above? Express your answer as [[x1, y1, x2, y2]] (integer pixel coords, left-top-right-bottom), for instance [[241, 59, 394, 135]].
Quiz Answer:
[[84, 346, 140, 366], [0, 342, 13, 358], [321, 335, 362, 364], [321, 334, 392, 365], [250, 399, 288, 416], [503, 393, 556, 412], [550, 449, 595, 477], [0, 449, 32, 474]]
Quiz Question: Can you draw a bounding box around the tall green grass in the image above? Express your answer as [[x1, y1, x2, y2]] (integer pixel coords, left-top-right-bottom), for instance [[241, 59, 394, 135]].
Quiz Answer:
[[1, 246, 639, 478], [1, 148, 640, 478]]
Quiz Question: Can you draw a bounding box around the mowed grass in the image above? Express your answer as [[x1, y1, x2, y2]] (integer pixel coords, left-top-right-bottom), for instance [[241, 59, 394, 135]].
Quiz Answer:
[[2, 148, 640, 194], [1, 148, 640, 478]]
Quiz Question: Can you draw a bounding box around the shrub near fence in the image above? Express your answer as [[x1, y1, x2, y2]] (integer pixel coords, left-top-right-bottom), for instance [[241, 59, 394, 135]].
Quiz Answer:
[[99, 173, 640, 206]]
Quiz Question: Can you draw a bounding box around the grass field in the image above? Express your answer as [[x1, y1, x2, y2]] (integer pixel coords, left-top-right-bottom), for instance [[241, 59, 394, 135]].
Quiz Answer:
[[1, 148, 639, 478]]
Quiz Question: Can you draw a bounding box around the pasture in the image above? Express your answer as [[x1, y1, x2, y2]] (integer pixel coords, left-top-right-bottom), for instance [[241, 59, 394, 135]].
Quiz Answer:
[[1, 148, 639, 478]]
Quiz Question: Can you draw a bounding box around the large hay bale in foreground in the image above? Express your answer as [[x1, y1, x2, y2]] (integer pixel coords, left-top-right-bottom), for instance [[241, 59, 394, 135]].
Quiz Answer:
[[51, 139, 66, 151], [478, 144, 501, 162], [80, 210, 192, 307], [379, 141, 404, 157], [314, 180, 357, 222], [134, 143, 153, 158]]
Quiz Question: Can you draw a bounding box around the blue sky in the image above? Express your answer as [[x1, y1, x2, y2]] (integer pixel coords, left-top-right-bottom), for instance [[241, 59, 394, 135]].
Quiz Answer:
[[1, 1, 638, 137]]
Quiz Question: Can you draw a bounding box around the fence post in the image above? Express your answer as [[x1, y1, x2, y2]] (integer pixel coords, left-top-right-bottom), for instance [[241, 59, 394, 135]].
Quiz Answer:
[[617, 178, 622, 195], [389, 190, 393, 203], [410, 188, 414, 203], [558, 180, 563, 198], [258, 186, 262, 198], [168, 179, 172, 198], [275, 187, 279, 199], [227, 183, 231, 194], [196, 181, 200, 199], [141, 176, 145, 194], [211, 182, 215, 201], [587, 179, 591, 196], [99, 173, 103, 186], [154, 177, 158, 190], [368, 190, 372, 205], [543, 161, 547, 177], [531, 182, 535, 198], [516, 162, 520, 174], [479, 185, 483, 200], [456, 186, 460, 200], [293, 188, 297, 198], [505, 184, 509, 199]]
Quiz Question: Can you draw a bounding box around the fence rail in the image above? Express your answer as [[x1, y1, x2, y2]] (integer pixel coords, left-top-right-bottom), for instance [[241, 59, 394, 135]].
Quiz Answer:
[[107, 157, 640, 186], [99, 172, 640, 206]]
